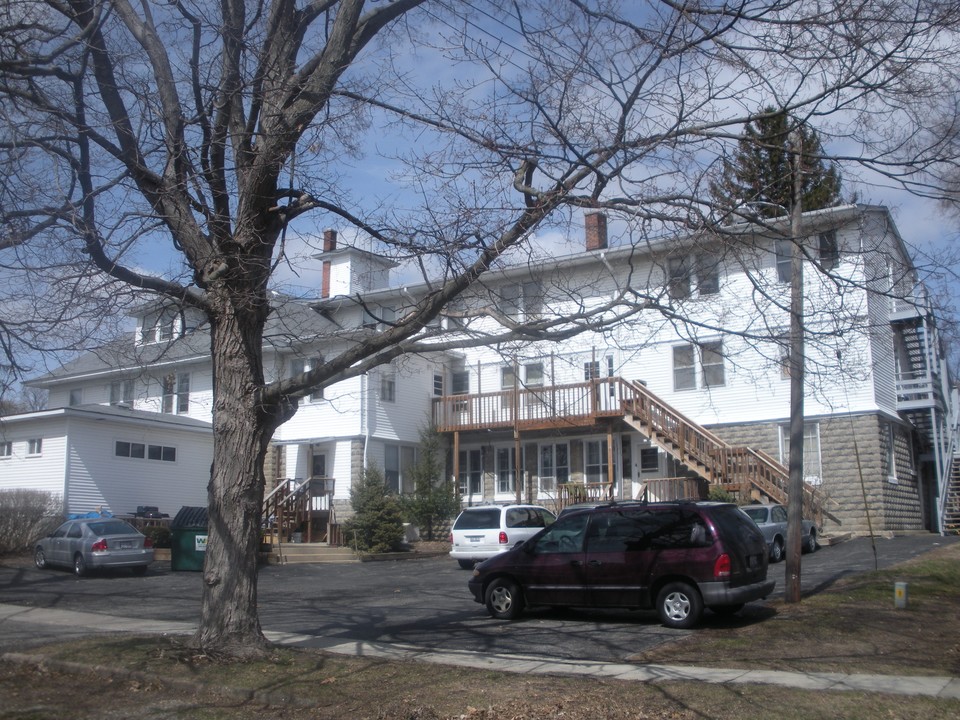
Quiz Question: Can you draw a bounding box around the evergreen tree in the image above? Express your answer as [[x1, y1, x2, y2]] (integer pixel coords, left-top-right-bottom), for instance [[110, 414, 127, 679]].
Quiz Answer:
[[344, 466, 405, 554], [400, 427, 460, 541], [711, 110, 843, 219]]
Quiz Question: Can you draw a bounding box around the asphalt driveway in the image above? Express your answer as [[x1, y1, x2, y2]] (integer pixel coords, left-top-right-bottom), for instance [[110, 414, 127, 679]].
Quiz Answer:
[[0, 533, 955, 663]]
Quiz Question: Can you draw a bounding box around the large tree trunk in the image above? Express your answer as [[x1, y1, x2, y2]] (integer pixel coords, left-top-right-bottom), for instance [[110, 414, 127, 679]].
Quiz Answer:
[[193, 290, 288, 657]]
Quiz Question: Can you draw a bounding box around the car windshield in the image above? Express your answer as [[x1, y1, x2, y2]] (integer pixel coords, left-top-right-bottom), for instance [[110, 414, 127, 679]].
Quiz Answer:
[[741, 507, 768, 522], [86, 520, 139, 536], [453, 509, 501, 530]]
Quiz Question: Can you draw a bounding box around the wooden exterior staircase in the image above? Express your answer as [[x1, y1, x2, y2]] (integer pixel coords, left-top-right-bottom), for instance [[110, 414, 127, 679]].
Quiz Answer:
[[261, 477, 343, 558], [433, 376, 834, 526]]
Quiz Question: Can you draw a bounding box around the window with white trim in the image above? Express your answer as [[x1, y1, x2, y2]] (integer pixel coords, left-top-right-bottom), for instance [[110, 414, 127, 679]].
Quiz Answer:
[[161, 372, 190, 414], [584, 440, 609, 484], [539, 443, 569, 493], [696, 253, 721, 295], [673, 345, 696, 390], [27, 438, 42, 456], [667, 256, 691, 299], [701, 341, 725, 388], [0, 441, 11, 459], [288, 357, 324, 402], [778, 422, 822, 485], [458, 449, 483, 497], [496, 447, 517, 495], [819, 230, 839, 270], [775, 238, 793, 283], [110, 379, 135, 406], [380, 368, 396, 403], [116, 440, 176, 462], [143, 307, 179, 343], [500, 281, 543, 321], [384, 444, 417, 494], [69, 388, 83, 406]]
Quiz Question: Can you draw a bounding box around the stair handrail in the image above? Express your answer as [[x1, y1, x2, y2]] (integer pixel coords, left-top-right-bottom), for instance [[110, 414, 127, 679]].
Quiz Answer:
[[620, 378, 831, 525], [938, 392, 960, 534]]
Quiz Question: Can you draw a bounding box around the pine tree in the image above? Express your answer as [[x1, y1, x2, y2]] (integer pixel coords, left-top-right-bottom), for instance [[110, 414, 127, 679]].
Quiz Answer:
[[711, 110, 843, 219]]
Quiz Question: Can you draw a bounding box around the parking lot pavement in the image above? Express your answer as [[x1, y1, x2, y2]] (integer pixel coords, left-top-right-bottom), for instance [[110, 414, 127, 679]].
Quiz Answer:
[[0, 533, 956, 663]]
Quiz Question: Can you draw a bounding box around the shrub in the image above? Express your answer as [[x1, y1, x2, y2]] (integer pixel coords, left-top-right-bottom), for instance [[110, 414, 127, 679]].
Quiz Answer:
[[0, 489, 62, 555], [707, 485, 736, 503], [400, 427, 459, 541], [344, 466, 405, 553], [143, 524, 172, 548]]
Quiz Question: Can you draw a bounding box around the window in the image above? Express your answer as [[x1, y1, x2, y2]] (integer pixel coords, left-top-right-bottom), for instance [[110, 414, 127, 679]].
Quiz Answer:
[[496, 447, 517, 495], [819, 230, 839, 270], [69, 388, 83, 406], [110, 379, 135, 406], [696, 253, 721, 295], [499, 281, 543, 321], [701, 341, 725, 388], [0, 441, 11, 459], [584, 440, 609, 484], [667, 256, 691, 299], [116, 440, 174, 462], [775, 238, 793, 283], [778, 336, 792, 378], [525, 362, 545, 405], [433, 373, 444, 396], [144, 307, 178, 343], [584, 360, 600, 381], [385, 444, 417, 494], [500, 365, 516, 409], [162, 373, 190, 414], [639, 447, 659, 472], [380, 369, 396, 403], [27, 438, 43, 456], [673, 345, 696, 390], [458, 448, 483, 496], [288, 357, 324, 402], [451, 371, 469, 395], [779, 422, 822, 484], [539, 443, 569, 493]]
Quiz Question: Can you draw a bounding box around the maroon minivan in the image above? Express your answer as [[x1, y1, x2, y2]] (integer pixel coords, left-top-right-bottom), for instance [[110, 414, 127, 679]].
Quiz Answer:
[[467, 501, 775, 628]]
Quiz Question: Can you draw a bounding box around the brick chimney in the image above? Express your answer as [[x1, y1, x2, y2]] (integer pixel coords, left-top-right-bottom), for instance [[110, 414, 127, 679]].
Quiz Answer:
[[323, 228, 337, 252], [585, 212, 607, 251], [321, 260, 331, 298]]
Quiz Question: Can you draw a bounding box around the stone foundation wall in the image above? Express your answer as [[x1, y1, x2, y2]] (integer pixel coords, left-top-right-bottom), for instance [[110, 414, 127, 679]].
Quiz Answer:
[[711, 413, 923, 535]]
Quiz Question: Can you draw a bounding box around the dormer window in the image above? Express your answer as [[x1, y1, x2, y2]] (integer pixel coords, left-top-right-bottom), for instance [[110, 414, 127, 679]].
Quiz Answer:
[[143, 307, 180, 344]]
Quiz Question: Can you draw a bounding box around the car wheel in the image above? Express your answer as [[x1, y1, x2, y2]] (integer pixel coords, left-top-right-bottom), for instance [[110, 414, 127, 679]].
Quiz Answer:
[[710, 603, 745, 617], [804, 529, 818, 554], [34, 547, 46, 570], [457, 559, 475, 570], [73, 553, 87, 577], [770, 538, 784, 563], [485, 577, 525, 620], [131, 565, 148, 576], [656, 582, 703, 629]]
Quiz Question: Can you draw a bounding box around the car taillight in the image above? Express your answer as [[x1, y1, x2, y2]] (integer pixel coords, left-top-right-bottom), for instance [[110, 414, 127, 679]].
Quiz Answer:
[[449, 532, 453, 544], [143, 537, 153, 549], [714, 553, 731, 578], [91, 539, 108, 552], [499, 531, 508, 545]]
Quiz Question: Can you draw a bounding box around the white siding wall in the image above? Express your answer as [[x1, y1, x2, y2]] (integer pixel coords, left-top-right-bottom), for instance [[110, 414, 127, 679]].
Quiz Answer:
[[0, 418, 67, 499]]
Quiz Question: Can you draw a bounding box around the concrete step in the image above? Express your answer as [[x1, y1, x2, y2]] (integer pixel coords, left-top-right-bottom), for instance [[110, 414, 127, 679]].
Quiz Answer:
[[260, 544, 358, 565]]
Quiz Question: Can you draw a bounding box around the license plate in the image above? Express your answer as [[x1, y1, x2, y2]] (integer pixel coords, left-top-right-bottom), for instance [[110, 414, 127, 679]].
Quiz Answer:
[[466, 536, 483, 543], [115, 541, 133, 550]]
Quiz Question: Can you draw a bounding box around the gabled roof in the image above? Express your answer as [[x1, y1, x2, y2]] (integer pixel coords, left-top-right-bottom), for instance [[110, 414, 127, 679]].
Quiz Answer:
[[0, 404, 212, 431]]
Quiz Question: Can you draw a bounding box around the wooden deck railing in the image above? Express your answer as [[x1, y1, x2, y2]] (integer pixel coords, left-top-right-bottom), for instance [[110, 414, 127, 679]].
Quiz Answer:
[[262, 477, 337, 545], [434, 376, 829, 525]]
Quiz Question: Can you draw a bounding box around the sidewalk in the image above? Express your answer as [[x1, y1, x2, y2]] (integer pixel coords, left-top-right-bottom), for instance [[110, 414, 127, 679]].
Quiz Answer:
[[2, 602, 958, 699]]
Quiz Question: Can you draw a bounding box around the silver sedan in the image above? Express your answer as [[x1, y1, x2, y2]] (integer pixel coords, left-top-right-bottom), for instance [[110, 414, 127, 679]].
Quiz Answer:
[[741, 503, 818, 562], [34, 518, 154, 576]]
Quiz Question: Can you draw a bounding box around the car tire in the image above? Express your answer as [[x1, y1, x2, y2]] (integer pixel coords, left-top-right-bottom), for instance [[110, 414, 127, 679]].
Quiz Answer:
[[656, 581, 703, 629], [485, 577, 525, 620], [73, 553, 87, 577], [34, 547, 46, 570], [770, 538, 784, 563], [804, 529, 818, 554], [457, 559, 475, 570]]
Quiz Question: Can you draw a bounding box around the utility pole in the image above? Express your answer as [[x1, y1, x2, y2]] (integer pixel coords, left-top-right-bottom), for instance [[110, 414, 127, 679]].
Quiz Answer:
[[785, 130, 805, 603]]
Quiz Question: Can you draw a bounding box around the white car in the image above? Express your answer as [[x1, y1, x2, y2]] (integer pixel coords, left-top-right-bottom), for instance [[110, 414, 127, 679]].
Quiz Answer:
[[449, 504, 556, 569]]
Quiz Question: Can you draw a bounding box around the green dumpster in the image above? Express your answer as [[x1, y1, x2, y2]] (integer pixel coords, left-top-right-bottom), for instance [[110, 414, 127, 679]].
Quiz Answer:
[[170, 506, 208, 572]]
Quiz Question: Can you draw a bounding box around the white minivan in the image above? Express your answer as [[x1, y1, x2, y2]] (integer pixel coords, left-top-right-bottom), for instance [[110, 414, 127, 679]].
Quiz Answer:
[[449, 504, 556, 569]]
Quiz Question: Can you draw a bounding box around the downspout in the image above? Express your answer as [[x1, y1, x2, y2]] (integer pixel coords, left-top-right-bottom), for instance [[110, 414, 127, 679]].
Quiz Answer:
[[362, 372, 369, 475]]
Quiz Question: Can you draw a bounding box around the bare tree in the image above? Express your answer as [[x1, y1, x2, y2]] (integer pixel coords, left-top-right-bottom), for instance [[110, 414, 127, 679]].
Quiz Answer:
[[0, 1, 957, 657]]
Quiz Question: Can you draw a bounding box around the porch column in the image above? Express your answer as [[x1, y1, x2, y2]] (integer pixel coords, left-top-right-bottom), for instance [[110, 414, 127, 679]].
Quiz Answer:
[[607, 425, 615, 499], [453, 431, 460, 503]]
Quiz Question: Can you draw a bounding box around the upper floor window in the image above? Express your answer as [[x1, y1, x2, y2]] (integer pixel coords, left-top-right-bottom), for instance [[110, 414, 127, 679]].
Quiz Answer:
[[110, 379, 135, 406], [433, 373, 444, 396], [380, 368, 396, 403], [584, 360, 600, 381], [27, 438, 42, 456], [668, 254, 720, 298], [69, 388, 83, 406], [819, 230, 839, 270], [143, 307, 179, 344], [500, 281, 543, 321], [451, 371, 469, 395], [288, 357, 324, 402], [161, 373, 190, 414], [673, 342, 725, 390], [775, 238, 793, 283], [0, 441, 12, 459]]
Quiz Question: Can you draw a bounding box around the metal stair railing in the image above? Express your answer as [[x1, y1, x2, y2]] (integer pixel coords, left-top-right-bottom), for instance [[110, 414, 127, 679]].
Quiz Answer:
[[938, 414, 960, 535]]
